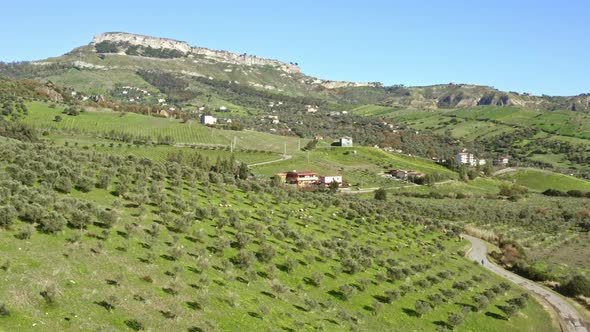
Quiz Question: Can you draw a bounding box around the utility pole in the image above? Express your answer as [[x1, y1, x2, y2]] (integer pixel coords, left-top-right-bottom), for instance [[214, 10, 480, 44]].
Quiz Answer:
[[298, 139, 301, 151], [307, 150, 310, 164], [284, 142, 287, 157]]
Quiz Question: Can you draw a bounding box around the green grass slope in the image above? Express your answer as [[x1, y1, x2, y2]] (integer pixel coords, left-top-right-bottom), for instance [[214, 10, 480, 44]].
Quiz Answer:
[[23, 102, 305, 154], [496, 169, 590, 192], [0, 140, 556, 331]]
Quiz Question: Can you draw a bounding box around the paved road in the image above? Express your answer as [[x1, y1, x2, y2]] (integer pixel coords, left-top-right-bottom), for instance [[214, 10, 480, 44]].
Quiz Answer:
[[464, 234, 588, 332]]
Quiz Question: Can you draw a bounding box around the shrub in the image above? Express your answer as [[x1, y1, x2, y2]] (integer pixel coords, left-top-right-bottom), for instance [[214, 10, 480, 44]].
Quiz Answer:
[[124, 319, 144, 331], [339, 284, 356, 301], [473, 294, 489, 311], [40, 211, 66, 233], [374, 188, 387, 201], [447, 313, 464, 329], [428, 293, 444, 306], [509, 294, 529, 309], [560, 274, 590, 297], [414, 300, 432, 317], [567, 190, 584, 198], [452, 281, 469, 290], [256, 243, 276, 263], [500, 304, 518, 319], [384, 289, 400, 303], [542, 189, 567, 197], [54, 176, 72, 193], [40, 285, 57, 305], [309, 271, 324, 287], [0, 303, 9, 317], [0, 205, 17, 229]]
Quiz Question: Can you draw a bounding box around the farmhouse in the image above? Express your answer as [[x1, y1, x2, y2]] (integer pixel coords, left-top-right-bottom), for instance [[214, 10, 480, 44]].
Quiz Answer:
[[494, 156, 510, 166], [319, 175, 343, 187], [200, 114, 217, 125], [286, 170, 318, 186], [340, 136, 353, 147], [455, 151, 485, 167]]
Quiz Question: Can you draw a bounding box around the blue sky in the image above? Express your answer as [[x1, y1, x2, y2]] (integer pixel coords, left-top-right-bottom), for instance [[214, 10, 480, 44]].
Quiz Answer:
[[1, 0, 588, 96]]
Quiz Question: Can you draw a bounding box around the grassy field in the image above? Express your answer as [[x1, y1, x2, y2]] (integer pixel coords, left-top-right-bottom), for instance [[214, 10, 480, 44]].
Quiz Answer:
[[45, 134, 280, 165], [496, 169, 590, 192], [23, 102, 305, 154], [0, 140, 557, 331]]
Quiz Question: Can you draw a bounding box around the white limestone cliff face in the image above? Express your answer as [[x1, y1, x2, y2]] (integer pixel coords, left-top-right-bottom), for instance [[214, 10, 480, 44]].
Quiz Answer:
[[93, 32, 192, 54], [90, 32, 386, 88], [314, 80, 383, 89], [91, 32, 300, 74]]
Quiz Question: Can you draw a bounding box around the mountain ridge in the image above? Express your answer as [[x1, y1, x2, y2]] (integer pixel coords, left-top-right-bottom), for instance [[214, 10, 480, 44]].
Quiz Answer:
[[0, 31, 588, 112]]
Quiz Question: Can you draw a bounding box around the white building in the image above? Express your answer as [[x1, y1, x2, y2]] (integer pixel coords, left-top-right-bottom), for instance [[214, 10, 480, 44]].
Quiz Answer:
[[455, 152, 485, 167], [494, 156, 510, 166], [200, 115, 217, 125], [319, 175, 343, 186], [340, 136, 353, 147]]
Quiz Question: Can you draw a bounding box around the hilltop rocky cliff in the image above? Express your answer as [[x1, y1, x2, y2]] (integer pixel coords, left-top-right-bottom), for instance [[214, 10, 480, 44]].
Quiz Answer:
[[92, 32, 301, 74]]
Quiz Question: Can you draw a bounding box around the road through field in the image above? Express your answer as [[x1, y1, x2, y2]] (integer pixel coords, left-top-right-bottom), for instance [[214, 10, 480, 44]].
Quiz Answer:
[[464, 234, 588, 332]]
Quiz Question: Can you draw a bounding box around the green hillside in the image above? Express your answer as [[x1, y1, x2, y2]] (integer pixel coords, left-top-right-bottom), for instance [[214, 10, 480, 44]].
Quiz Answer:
[[0, 139, 556, 331], [251, 146, 456, 189], [496, 169, 590, 192], [23, 102, 305, 154]]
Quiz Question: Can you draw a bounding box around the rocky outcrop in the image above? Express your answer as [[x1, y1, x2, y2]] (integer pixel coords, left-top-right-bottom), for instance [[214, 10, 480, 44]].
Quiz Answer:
[[307, 79, 383, 89], [91, 32, 300, 74], [93, 32, 192, 54]]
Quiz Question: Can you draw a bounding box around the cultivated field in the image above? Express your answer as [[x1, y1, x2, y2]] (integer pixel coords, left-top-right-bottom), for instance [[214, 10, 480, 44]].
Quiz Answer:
[[0, 140, 556, 331]]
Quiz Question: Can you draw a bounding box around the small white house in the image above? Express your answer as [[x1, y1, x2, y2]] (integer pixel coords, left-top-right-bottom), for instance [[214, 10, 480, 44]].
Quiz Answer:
[[319, 175, 343, 186], [455, 152, 486, 166], [494, 156, 510, 166], [340, 136, 353, 147], [200, 115, 217, 125]]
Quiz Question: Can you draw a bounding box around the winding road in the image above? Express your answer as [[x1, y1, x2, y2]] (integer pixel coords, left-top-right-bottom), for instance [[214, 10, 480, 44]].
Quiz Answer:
[[464, 234, 588, 332], [248, 154, 292, 167]]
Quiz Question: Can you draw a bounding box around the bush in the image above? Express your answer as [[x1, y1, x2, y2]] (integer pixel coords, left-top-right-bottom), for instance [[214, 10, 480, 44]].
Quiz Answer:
[[447, 312, 464, 329], [374, 188, 387, 201], [54, 176, 72, 193], [0, 205, 17, 229], [384, 289, 400, 303], [500, 304, 518, 319], [0, 303, 9, 317], [560, 274, 590, 297], [40, 285, 57, 305], [40, 211, 66, 233], [414, 300, 432, 317], [124, 319, 145, 331], [542, 189, 567, 197], [339, 284, 356, 301], [567, 190, 584, 198], [473, 294, 489, 311]]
